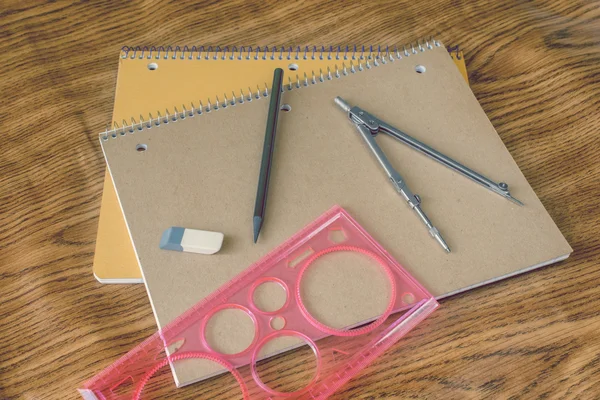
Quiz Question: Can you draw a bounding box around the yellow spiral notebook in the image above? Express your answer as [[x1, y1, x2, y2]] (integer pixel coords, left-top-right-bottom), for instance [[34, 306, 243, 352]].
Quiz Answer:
[[94, 45, 469, 283]]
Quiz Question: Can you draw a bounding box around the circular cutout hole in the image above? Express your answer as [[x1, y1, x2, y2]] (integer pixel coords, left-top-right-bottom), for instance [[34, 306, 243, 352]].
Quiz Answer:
[[280, 104, 291, 112], [299, 248, 393, 334], [252, 279, 288, 313], [415, 65, 426, 74], [203, 306, 256, 355], [136, 144, 147, 152], [270, 316, 285, 330], [134, 354, 247, 399], [147, 62, 158, 71], [253, 333, 318, 395], [288, 63, 299, 71], [402, 292, 415, 305]]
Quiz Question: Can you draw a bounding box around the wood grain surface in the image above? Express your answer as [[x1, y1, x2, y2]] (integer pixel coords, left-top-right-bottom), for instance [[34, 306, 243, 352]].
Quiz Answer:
[[1, 1, 599, 399]]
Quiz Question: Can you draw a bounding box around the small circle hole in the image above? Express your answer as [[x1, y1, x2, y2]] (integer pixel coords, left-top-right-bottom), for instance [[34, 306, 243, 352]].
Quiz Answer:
[[280, 104, 291, 112], [415, 65, 426, 74], [288, 63, 299, 71], [402, 292, 415, 305], [270, 316, 285, 330], [147, 63, 158, 71], [136, 144, 147, 152]]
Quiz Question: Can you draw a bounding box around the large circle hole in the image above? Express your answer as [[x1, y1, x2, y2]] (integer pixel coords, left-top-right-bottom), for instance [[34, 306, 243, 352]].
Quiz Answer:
[[203, 306, 256, 355], [252, 279, 288, 313], [253, 333, 318, 395], [299, 249, 393, 333]]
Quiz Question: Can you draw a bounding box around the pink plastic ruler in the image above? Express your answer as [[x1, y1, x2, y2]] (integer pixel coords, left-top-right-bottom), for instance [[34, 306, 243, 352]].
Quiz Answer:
[[79, 206, 438, 399]]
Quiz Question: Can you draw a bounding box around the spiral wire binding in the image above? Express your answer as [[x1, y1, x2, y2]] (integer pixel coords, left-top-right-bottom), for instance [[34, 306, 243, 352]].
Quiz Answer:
[[103, 37, 441, 141]]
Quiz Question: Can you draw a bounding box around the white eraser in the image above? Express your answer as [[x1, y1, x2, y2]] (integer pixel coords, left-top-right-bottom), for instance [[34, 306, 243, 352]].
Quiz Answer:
[[160, 227, 224, 255]]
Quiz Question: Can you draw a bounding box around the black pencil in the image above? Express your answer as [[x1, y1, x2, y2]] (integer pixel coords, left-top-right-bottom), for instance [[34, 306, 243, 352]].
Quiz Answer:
[[253, 68, 284, 243]]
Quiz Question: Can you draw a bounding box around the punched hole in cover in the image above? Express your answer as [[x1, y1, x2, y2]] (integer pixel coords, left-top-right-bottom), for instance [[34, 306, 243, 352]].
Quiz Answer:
[[147, 62, 158, 70], [136, 144, 147, 152], [280, 104, 291, 112], [415, 64, 426, 73], [288, 63, 299, 71]]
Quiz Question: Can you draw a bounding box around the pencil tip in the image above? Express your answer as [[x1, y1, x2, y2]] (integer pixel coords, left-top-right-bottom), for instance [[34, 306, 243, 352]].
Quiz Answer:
[[253, 216, 262, 243]]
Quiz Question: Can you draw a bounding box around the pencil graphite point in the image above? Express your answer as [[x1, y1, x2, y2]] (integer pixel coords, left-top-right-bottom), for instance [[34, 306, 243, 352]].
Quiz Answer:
[[253, 216, 262, 243]]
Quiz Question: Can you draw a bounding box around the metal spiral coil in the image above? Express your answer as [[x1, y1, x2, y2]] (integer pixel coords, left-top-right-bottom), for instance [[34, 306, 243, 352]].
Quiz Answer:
[[103, 37, 441, 141], [120, 37, 440, 61]]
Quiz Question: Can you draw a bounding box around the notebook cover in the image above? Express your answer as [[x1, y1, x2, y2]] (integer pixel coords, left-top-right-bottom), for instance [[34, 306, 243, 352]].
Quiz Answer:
[[93, 46, 469, 283], [100, 42, 572, 385]]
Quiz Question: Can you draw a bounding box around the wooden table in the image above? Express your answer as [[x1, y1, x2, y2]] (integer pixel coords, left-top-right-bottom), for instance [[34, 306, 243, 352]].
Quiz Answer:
[[2, 1, 599, 398]]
